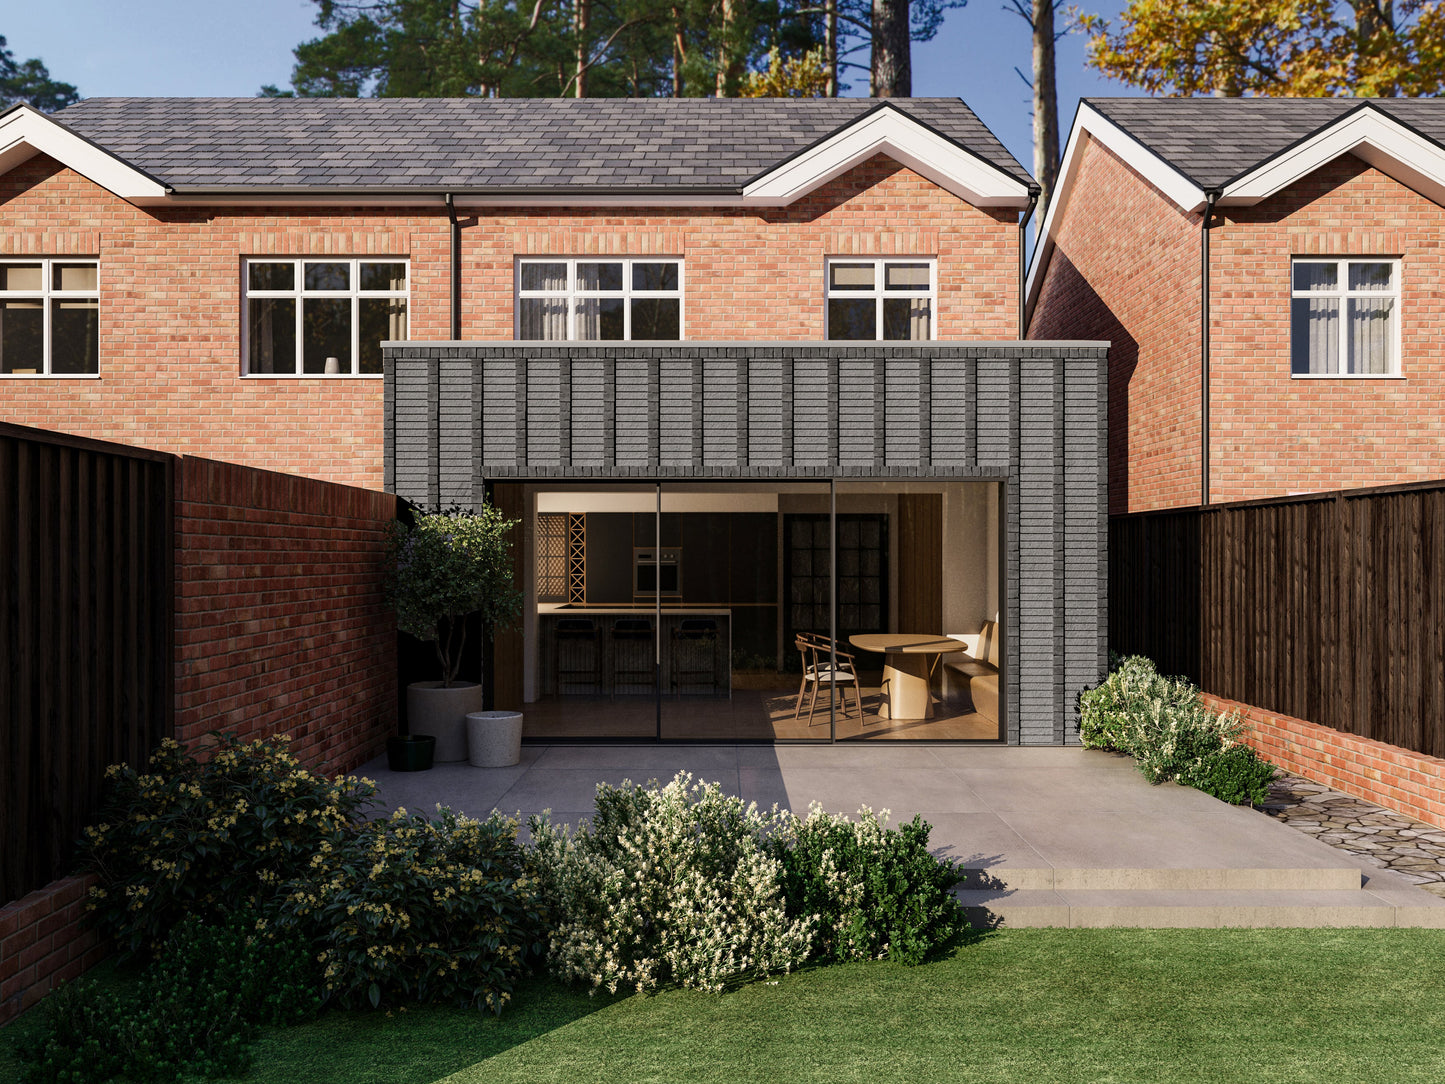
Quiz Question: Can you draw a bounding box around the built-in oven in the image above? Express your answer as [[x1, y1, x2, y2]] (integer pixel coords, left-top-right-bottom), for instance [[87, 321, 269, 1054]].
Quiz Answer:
[[634, 548, 682, 598]]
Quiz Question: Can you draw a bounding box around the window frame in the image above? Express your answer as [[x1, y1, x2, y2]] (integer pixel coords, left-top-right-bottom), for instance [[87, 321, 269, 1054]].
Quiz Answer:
[[1289, 257, 1403, 379], [514, 257, 685, 341], [824, 257, 937, 342], [0, 257, 101, 378], [241, 257, 409, 378]]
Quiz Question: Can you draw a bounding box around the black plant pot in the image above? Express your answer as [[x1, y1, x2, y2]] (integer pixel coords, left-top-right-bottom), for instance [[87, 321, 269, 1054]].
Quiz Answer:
[[387, 734, 436, 772]]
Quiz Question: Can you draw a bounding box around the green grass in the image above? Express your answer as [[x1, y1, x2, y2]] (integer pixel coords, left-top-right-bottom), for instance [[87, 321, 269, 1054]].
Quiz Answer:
[[6, 929, 1445, 1084]]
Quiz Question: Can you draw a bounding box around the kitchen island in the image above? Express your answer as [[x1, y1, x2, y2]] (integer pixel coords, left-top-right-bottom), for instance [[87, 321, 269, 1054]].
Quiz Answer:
[[536, 605, 732, 697]]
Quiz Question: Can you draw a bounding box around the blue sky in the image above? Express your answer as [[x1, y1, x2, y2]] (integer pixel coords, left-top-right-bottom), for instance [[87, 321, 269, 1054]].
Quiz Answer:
[[6, 1, 1141, 175]]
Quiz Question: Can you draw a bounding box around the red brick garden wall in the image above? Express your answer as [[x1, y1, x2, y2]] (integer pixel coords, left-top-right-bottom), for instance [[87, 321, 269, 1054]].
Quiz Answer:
[[1, 152, 1016, 490], [1210, 694, 1445, 832], [0, 876, 106, 1024], [173, 455, 398, 773]]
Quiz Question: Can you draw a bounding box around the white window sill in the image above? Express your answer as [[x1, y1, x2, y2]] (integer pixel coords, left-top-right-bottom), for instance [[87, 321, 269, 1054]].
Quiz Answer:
[[0, 373, 102, 379], [241, 373, 386, 379], [1290, 373, 1405, 380]]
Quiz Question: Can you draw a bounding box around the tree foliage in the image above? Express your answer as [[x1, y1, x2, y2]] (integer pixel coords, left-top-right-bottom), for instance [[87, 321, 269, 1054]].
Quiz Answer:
[[1085, 0, 1445, 97], [262, 0, 966, 97], [0, 35, 79, 111]]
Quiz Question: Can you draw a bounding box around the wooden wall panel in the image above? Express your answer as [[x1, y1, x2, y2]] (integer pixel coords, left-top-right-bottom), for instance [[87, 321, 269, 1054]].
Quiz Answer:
[[898, 493, 943, 635], [490, 483, 526, 711]]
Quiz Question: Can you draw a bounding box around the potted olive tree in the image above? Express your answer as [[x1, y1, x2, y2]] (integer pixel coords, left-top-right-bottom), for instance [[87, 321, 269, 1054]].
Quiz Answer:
[[385, 504, 521, 767]]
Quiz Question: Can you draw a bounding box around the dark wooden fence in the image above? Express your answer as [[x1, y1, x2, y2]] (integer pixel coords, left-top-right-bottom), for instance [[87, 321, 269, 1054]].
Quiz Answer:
[[1110, 480, 1445, 759], [1, 424, 175, 905]]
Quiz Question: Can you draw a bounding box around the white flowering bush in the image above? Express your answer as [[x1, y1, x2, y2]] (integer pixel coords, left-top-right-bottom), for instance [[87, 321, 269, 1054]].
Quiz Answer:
[[770, 805, 965, 966], [1078, 655, 1274, 804], [526, 773, 813, 994]]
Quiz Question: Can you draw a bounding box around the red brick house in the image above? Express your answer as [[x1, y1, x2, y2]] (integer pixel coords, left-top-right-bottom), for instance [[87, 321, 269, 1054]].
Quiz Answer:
[[1, 97, 1036, 490], [1027, 98, 1445, 834], [1027, 98, 1445, 514]]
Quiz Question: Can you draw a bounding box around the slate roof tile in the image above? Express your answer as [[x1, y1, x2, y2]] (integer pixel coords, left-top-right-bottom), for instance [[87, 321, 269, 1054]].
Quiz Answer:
[[1086, 97, 1445, 188], [49, 96, 1031, 190]]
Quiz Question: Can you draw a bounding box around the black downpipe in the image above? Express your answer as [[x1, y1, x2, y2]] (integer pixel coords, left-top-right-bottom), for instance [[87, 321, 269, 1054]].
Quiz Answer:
[[1018, 190, 1040, 338], [446, 193, 461, 340], [1201, 190, 1219, 507]]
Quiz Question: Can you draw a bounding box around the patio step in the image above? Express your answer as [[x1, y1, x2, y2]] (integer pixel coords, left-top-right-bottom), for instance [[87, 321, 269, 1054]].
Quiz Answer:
[[956, 886, 1445, 929], [956, 863, 1363, 893]]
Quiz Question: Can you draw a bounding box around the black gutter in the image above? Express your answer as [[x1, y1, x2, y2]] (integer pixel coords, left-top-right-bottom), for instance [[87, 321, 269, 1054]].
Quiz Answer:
[[1201, 189, 1220, 507], [446, 193, 461, 341], [1018, 188, 1040, 337]]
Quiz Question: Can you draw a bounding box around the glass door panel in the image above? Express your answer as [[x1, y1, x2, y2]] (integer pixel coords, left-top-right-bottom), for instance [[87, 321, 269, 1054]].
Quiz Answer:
[[659, 480, 832, 741]]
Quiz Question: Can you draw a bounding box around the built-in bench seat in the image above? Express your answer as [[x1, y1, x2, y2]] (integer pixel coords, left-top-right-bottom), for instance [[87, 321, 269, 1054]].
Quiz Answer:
[[944, 621, 999, 724]]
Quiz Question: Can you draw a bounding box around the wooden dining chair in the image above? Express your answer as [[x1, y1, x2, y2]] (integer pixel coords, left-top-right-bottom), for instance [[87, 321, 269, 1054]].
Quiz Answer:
[[792, 633, 864, 725]]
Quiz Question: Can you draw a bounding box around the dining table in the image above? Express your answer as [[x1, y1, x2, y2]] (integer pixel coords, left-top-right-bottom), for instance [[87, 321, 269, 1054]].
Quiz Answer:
[[847, 634, 966, 720]]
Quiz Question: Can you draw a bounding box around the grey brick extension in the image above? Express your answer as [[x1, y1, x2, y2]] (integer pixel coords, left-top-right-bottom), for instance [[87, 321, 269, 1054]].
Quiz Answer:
[[383, 341, 1108, 746]]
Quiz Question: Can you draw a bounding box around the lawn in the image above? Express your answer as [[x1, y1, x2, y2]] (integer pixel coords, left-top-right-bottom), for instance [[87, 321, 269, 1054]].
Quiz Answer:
[[7, 928, 1443, 1084]]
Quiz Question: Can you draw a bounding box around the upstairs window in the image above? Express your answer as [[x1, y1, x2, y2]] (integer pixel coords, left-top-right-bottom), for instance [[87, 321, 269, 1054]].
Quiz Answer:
[[1291, 259, 1399, 376], [244, 258, 408, 376], [517, 258, 682, 340], [0, 259, 99, 376], [827, 258, 934, 341]]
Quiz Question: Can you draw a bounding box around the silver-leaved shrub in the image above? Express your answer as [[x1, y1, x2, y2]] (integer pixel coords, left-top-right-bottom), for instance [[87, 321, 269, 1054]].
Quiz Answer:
[[527, 773, 813, 994]]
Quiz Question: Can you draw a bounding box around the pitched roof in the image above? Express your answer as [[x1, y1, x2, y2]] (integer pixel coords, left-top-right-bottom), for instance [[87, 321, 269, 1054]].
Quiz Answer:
[[47, 96, 1032, 193], [1086, 96, 1445, 190]]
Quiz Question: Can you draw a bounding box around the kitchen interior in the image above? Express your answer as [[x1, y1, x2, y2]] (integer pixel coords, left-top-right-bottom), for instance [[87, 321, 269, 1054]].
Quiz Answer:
[[501, 479, 1003, 741]]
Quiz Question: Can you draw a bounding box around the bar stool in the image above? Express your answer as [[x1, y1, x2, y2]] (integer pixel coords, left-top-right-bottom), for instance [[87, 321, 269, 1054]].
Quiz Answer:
[[670, 618, 719, 696], [611, 617, 655, 696], [554, 618, 601, 695]]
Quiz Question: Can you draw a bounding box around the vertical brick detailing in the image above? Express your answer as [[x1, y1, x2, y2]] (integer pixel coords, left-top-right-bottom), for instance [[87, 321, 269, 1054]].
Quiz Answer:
[[1032, 140, 1445, 512], [1210, 694, 1445, 831], [172, 456, 399, 775], [1, 152, 1017, 490], [0, 874, 106, 1025]]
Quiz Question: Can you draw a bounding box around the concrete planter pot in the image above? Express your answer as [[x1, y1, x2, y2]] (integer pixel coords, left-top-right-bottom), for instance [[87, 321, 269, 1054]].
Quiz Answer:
[[406, 681, 484, 762], [467, 710, 523, 767]]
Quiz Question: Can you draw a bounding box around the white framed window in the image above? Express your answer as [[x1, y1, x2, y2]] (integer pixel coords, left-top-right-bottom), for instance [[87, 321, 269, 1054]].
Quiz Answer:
[[516, 258, 682, 341], [0, 259, 99, 377], [243, 258, 408, 376], [826, 258, 935, 341], [1291, 258, 1400, 377]]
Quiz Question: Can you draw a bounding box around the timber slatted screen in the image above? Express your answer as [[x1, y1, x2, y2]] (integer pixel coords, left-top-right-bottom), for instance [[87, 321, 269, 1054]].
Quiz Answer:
[[0, 424, 175, 905], [1110, 481, 1445, 759]]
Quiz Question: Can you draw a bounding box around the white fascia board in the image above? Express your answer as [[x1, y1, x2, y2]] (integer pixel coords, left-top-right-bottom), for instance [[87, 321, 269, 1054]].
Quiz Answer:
[[742, 105, 1031, 208], [1023, 102, 1206, 327], [0, 105, 168, 200], [1222, 106, 1445, 207]]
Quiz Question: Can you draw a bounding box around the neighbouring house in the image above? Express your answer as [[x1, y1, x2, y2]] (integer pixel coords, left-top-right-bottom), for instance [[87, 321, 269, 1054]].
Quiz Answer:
[[0, 97, 1109, 749], [1026, 98, 1445, 833], [1027, 97, 1445, 513]]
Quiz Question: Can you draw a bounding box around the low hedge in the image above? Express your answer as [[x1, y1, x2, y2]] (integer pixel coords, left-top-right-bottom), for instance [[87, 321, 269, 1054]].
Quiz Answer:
[[1078, 655, 1275, 805]]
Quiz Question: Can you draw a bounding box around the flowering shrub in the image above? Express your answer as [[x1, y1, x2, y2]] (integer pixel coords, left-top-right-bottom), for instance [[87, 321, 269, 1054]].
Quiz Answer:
[[386, 505, 522, 686], [527, 774, 814, 995], [81, 734, 376, 957], [1078, 655, 1274, 804], [18, 911, 317, 1084], [772, 806, 965, 966], [278, 806, 546, 1013]]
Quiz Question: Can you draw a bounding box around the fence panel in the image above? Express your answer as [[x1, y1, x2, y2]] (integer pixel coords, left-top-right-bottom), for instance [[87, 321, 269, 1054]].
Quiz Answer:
[[0, 424, 174, 905], [1110, 481, 1445, 760]]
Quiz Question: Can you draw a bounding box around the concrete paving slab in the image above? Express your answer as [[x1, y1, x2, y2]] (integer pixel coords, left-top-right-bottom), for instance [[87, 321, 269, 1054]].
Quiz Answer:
[[950, 766, 1227, 815], [735, 744, 946, 769], [493, 767, 741, 813], [996, 809, 1362, 889], [957, 888, 1437, 928], [926, 746, 1134, 770], [907, 810, 1050, 872], [739, 766, 989, 815], [530, 744, 740, 772]]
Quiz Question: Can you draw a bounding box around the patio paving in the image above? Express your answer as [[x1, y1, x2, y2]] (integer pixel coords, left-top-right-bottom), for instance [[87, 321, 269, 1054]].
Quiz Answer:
[[359, 744, 1445, 929]]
